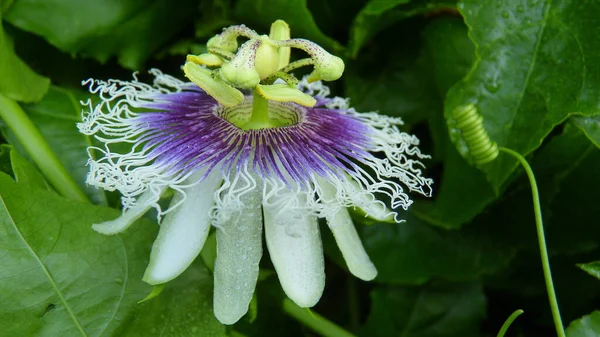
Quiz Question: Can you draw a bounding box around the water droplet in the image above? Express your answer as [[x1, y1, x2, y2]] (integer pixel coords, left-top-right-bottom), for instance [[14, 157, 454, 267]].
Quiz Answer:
[[517, 5, 524, 12], [484, 72, 502, 93], [501, 10, 510, 18]]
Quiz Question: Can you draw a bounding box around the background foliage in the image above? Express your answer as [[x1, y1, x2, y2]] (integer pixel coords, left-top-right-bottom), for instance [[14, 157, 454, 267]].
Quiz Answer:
[[1, 0, 599, 336]]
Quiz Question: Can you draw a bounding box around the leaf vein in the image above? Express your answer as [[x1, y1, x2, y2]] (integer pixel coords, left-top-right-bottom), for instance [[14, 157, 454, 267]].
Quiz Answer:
[[0, 195, 89, 337]]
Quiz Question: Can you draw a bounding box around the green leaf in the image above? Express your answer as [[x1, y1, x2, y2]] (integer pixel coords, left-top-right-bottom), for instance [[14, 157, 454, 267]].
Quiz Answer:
[[566, 311, 600, 337], [0, 9, 49, 102], [413, 17, 498, 228], [9, 146, 51, 191], [233, 0, 344, 54], [359, 213, 515, 284], [577, 262, 600, 281], [344, 19, 440, 124], [4, 86, 107, 204], [572, 116, 600, 148], [361, 281, 486, 337], [1, 0, 15, 12], [347, 0, 456, 58], [0, 172, 156, 336], [5, 0, 198, 69], [423, 17, 474, 96], [117, 259, 226, 337], [446, 0, 600, 191]]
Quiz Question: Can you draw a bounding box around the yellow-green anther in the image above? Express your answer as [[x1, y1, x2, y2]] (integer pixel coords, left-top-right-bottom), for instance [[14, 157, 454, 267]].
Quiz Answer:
[[310, 52, 344, 82], [263, 71, 299, 86], [207, 34, 238, 53], [269, 20, 291, 68], [276, 39, 344, 82], [256, 84, 317, 107], [220, 39, 261, 89], [207, 24, 260, 52], [187, 53, 224, 67], [255, 36, 280, 79], [183, 62, 245, 107], [207, 47, 236, 60]]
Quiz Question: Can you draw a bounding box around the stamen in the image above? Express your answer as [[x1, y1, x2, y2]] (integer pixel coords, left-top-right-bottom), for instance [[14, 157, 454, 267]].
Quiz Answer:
[[273, 39, 344, 82], [220, 39, 261, 89], [207, 24, 260, 52]]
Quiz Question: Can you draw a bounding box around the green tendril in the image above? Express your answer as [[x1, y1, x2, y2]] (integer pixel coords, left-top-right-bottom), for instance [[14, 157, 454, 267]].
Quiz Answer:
[[496, 309, 524, 337], [499, 147, 565, 337], [451, 104, 499, 165], [450, 103, 565, 337]]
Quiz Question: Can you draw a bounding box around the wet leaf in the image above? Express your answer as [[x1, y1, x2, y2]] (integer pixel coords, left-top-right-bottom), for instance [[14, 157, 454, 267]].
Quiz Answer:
[[445, 0, 600, 191]]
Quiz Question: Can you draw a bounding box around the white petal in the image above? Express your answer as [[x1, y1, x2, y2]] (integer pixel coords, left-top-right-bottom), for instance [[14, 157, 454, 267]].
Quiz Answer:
[[213, 182, 264, 325], [328, 209, 377, 281], [92, 187, 165, 235], [263, 191, 325, 308], [318, 178, 377, 280], [143, 169, 222, 284]]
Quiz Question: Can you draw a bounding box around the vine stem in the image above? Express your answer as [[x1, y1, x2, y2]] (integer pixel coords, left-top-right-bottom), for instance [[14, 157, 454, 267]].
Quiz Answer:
[[0, 94, 88, 202], [496, 309, 524, 337], [499, 147, 565, 337], [282, 298, 356, 337]]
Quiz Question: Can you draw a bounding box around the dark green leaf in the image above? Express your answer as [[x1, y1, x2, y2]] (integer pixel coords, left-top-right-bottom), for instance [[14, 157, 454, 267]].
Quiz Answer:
[[195, 0, 234, 39], [566, 311, 600, 337], [413, 17, 498, 228], [0, 144, 11, 175], [5, 86, 107, 204], [234, 0, 344, 53], [5, 0, 198, 69], [360, 214, 515, 284], [0, 172, 155, 336], [529, 124, 600, 254], [306, 0, 364, 46], [361, 281, 486, 337], [344, 19, 439, 124], [0, 10, 49, 102], [413, 143, 497, 228], [577, 262, 600, 281], [572, 116, 600, 148], [475, 124, 600, 255], [81, 0, 198, 70], [446, 0, 600, 191], [347, 0, 456, 58], [156, 40, 206, 59], [117, 259, 226, 337], [423, 17, 474, 96]]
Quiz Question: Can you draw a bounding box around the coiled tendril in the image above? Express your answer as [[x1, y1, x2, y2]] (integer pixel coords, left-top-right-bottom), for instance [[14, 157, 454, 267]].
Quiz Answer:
[[451, 103, 499, 165]]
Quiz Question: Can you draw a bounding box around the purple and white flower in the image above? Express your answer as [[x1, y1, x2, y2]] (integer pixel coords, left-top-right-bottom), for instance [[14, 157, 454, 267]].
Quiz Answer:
[[78, 22, 432, 325]]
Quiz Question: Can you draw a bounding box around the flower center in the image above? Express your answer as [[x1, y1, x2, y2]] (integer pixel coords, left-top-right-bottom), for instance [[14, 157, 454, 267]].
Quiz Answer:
[[182, 20, 344, 122], [218, 90, 302, 130]]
